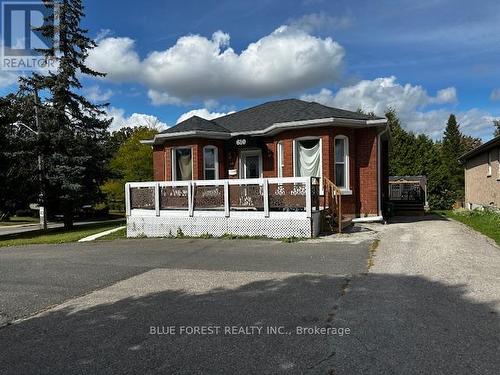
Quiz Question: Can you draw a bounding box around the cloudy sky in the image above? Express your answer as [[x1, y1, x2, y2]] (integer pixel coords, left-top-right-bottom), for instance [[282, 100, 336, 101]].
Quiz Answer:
[[1, 0, 499, 139]]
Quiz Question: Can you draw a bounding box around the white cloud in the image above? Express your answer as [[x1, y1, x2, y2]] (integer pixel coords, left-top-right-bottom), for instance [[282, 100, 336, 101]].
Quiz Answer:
[[301, 76, 496, 139], [433, 87, 457, 104], [176, 108, 235, 124], [302, 76, 452, 115], [490, 88, 500, 101], [84, 85, 113, 102], [288, 12, 353, 33], [105, 106, 168, 131], [147, 89, 184, 105], [87, 26, 345, 103], [87, 37, 142, 80], [95, 28, 112, 42]]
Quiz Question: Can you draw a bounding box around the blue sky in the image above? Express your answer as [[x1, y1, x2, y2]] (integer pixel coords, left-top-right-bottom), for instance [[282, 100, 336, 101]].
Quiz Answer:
[[2, 0, 500, 139]]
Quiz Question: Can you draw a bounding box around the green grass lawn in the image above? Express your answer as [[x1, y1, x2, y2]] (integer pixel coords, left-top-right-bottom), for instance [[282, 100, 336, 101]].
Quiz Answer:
[[436, 209, 500, 245], [0, 220, 126, 248], [97, 227, 127, 241]]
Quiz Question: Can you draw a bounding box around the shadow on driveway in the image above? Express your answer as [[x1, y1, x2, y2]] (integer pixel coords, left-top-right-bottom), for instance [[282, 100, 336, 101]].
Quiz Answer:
[[387, 214, 449, 224], [0, 272, 498, 374]]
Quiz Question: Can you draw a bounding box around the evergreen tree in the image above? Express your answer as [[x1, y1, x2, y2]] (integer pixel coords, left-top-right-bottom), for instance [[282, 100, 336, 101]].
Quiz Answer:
[[385, 109, 467, 209], [0, 94, 39, 218], [441, 114, 464, 202], [20, 0, 111, 228], [386, 109, 423, 176]]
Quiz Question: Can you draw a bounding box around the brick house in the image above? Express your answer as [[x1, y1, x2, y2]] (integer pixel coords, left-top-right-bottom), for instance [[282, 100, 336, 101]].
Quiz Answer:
[[126, 99, 389, 238], [461, 135, 500, 210]]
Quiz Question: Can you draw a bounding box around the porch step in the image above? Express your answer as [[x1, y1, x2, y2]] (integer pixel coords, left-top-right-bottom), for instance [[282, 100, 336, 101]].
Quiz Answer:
[[390, 201, 425, 216], [339, 218, 353, 231], [320, 211, 352, 233]]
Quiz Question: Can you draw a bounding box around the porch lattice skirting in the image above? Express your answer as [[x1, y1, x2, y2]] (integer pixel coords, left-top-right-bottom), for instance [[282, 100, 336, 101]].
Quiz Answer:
[[125, 177, 322, 239]]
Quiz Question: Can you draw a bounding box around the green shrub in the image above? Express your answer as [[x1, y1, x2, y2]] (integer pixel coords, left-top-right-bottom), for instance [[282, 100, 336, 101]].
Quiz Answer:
[[176, 228, 185, 238]]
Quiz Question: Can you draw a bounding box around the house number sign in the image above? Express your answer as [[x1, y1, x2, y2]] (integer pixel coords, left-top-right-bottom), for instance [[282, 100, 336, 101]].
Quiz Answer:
[[235, 138, 247, 146]]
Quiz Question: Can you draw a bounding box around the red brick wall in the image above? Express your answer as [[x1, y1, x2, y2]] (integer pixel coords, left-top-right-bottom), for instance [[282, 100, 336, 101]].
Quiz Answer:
[[152, 126, 380, 216], [153, 146, 165, 181], [263, 127, 333, 179], [355, 127, 378, 215], [153, 138, 225, 181]]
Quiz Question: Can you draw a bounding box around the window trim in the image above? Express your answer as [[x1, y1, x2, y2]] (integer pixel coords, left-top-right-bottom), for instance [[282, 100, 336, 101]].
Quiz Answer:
[[276, 141, 284, 178], [171, 146, 193, 181], [292, 136, 323, 181], [203, 145, 219, 180], [487, 151, 492, 177], [334, 135, 350, 190], [239, 149, 263, 179]]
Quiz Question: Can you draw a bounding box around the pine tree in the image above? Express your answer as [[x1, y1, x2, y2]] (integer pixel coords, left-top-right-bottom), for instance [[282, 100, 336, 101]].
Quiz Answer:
[[441, 114, 464, 203], [387, 109, 420, 176], [20, 0, 111, 228], [0, 94, 39, 218]]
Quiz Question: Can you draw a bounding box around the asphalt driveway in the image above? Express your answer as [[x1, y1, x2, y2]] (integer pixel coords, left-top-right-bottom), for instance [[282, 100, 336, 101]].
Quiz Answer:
[[0, 235, 373, 374], [0, 236, 371, 328], [3, 217, 497, 374], [330, 216, 500, 374]]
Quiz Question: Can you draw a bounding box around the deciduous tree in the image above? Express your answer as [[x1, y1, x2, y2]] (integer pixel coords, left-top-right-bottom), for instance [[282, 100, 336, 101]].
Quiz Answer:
[[102, 127, 157, 210]]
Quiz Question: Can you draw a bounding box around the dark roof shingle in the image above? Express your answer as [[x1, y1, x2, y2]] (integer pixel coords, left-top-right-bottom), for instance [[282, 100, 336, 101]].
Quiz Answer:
[[213, 99, 381, 133], [161, 116, 229, 134], [460, 135, 500, 161], [160, 98, 384, 135]]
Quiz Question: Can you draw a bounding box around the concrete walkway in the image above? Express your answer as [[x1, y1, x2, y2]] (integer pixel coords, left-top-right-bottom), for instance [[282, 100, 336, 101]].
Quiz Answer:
[[329, 216, 500, 374]]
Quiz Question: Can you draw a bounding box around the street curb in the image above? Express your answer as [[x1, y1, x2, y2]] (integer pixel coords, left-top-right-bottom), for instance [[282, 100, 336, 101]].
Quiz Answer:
[[78, 226, 126, 242], [0, 223, 39, 229]]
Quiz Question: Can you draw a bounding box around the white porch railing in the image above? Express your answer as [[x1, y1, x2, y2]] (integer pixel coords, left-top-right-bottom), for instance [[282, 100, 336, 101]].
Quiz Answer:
[[125, 177, 321, 219]]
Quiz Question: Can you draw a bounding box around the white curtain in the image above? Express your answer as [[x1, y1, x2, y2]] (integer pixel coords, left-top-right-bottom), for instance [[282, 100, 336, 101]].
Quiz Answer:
[[296, 140, 321, 177], [177, 150, 192, 180]]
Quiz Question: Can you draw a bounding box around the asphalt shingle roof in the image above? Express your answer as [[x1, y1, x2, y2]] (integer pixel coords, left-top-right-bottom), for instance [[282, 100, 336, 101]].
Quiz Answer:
[[460, 135, 500, 161], [161, 98, 383, 135], [161, 116, 230, 134]]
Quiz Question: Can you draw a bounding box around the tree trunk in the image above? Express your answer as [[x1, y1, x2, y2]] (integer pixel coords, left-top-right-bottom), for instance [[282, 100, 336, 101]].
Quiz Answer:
[[63, 203, 74, 230]]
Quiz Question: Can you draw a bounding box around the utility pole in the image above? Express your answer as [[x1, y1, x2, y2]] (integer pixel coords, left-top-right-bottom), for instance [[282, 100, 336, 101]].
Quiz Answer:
[[33, 88, 47, 230]]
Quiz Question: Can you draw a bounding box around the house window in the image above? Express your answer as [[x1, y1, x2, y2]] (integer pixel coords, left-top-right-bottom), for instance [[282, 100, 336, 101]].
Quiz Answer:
[[294, 138, 322, 178], [203, 146, 218, 180], [334, 136, 349, 189], [172, 147, 192, 181], [277, 141, 284, 177], [487, 151, 492, 177]]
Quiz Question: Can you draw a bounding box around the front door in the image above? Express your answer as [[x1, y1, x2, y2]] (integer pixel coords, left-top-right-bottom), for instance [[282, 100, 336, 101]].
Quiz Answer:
[[241, 151, 262, 179]]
